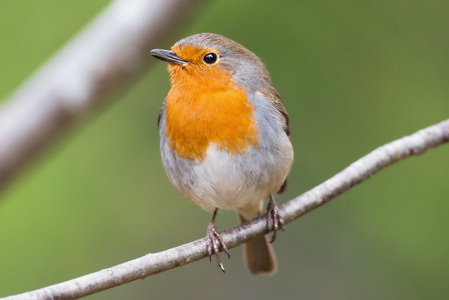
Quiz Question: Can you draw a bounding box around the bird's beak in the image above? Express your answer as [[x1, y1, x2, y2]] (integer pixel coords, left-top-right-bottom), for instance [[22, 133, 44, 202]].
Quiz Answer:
[[150, 49, 188, 65]]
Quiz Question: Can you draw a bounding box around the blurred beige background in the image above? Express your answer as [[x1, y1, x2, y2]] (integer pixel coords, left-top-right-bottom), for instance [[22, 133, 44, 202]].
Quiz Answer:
[[1, 0, 448, 299]]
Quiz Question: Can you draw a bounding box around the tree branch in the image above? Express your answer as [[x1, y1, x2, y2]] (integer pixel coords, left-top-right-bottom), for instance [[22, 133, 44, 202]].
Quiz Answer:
[[0, 0, 204, 192], [3, 119, 448, 300]]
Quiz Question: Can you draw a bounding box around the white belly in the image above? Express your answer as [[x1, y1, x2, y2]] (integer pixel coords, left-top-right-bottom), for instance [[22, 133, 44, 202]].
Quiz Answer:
[[165, 137, 293, 213]]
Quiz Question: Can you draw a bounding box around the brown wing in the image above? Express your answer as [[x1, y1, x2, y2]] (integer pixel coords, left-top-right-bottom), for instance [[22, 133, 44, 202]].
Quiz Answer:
[[261, 87, 291, 194], [261, 87, 291, 138]]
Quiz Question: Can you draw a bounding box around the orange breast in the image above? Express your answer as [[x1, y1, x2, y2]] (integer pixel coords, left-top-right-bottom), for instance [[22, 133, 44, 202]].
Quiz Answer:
[[165, 60, 259, 161]]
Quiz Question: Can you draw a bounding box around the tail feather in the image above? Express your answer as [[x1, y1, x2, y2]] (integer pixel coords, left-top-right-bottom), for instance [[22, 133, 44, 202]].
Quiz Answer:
[[238, 214, 278, 275]]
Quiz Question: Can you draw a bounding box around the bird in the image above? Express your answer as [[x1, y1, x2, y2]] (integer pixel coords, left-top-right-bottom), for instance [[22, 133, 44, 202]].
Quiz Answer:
[[150, 33, 293, 275]]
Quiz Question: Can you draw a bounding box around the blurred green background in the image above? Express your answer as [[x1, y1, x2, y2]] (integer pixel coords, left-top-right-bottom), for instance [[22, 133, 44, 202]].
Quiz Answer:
[[1, 0, 448, 299]]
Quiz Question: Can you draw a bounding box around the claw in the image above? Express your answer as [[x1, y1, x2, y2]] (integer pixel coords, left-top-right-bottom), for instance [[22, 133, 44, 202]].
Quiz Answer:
[[219, 262, 225, 273]]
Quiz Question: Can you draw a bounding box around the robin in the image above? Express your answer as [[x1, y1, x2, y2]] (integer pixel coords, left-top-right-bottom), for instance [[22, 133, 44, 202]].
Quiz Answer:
[[151, 33, 293, 275]]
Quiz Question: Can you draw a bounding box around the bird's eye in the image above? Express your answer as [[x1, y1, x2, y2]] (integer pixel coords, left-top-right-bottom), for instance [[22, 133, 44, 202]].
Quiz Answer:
[[203, 53, 217, 64]]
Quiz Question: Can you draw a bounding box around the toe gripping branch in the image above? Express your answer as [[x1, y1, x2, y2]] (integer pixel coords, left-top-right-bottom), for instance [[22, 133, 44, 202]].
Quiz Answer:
[[206, 196, 284, 273]]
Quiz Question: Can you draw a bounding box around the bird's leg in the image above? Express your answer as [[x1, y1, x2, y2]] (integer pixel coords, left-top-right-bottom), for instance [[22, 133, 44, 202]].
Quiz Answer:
[[206, 208, 230, 273], [266, 194, 285, 243]]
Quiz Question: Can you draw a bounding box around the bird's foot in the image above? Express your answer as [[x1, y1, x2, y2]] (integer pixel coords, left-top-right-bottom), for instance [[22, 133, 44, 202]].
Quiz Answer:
[[266, 195, 285, 243], [206, 209, 230, 273]]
